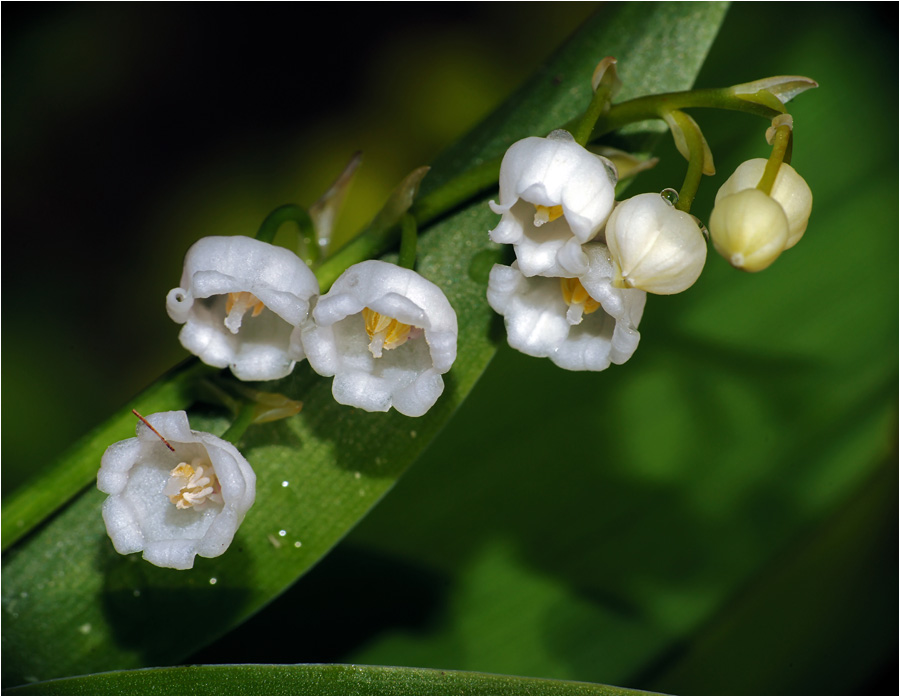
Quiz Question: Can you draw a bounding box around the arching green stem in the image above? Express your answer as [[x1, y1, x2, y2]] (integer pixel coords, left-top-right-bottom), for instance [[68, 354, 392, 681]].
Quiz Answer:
[[256, 204, 319, 266], [398, 214, 418, 270], [573, 83, 616, 146], [582, 87, 784, 141], [219, 401, 257, 445], [756, 124, 793, 196], [669, 110, 706, 214]]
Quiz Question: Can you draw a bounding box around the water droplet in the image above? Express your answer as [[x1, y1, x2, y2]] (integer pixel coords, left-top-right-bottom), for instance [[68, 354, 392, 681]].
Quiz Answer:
[[209, 577, 217, 585], [293, 541, 302, 548], [78, 623, 92, 634], [278, 530, 287, 537], [281, 481, 289, 488], [660, 188, 679, 206]]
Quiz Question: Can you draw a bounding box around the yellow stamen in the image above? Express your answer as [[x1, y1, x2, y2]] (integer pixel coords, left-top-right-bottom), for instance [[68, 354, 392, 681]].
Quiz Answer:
[[560, 278, 601, 315], [225, 292, 265, 317], [361, 307, 414, 358], [533, 204, 565, 227], [165, 459, 222, 510], [224, 292, 266, 333]]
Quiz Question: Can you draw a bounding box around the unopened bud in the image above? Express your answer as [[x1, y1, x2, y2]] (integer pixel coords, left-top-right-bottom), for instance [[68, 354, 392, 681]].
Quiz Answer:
[[605, 192, 707, 295], [716, 158, 812, 248], [708, 188, 789, 272]]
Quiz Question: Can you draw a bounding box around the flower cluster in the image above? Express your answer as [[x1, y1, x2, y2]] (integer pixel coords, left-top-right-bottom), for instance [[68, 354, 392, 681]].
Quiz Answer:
[[487, 130, 707, 370], [101, 229, 459, 568], [166, 236, 458, 415], [97, 64, 815, 570]]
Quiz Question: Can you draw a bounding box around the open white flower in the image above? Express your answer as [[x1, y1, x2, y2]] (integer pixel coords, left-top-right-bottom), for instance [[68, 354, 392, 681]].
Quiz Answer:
[[605, 192, 707, 295], [166, 236, 320, 381], [487, 244, 646, 371], [97, 410, 256, 570], [489, 129, 617, 277], [298, 260, 458, 417]]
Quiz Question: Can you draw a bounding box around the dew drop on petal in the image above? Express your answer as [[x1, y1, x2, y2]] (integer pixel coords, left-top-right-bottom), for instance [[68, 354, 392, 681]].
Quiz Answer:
[[660, 188, 679, 206]]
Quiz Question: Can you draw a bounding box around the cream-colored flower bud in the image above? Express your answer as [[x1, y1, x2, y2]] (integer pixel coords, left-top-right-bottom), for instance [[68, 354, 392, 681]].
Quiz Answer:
[[605, 192, 707, 295], [708, 188, 789, 272], [715, 158, 812, 248]]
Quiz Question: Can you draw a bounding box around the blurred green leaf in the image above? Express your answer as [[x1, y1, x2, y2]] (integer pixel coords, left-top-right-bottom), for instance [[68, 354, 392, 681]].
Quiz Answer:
[[1, 2, 729, 688], [5, 664, 659, 696]]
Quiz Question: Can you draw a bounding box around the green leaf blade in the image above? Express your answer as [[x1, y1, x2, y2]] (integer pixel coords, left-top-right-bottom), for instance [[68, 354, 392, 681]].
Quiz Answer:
[[5, 664, 659, 697]]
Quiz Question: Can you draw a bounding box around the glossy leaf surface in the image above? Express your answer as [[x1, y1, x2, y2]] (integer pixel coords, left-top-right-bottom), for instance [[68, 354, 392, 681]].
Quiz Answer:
[[6, 664, 658, 696]]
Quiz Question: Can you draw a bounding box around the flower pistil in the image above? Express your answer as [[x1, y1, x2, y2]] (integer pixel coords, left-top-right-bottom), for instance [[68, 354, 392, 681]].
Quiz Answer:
[[559, 277, 601, 324], [224, 291, 266, 334]]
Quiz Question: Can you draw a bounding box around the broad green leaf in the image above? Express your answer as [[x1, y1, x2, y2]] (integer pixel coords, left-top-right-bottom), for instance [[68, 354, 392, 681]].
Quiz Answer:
[[210, 5, 892, 694], [1, 2, 728, 687], [5, 664, 658, 696]]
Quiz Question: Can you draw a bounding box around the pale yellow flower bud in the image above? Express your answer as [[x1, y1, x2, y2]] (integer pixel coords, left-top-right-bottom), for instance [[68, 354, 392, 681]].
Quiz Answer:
[[715, 158, 812, 248], [708, 188, 790, 272]]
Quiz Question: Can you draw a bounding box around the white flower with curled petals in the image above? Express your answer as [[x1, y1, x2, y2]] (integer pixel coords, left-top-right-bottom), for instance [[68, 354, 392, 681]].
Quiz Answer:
[[97, 410, 256, 570], [489, 129, 618, 277], [487, 244, 646, 371], [298, 260, 458, 417], [166, 236, 320, 381], [605, 192, 708, 295]]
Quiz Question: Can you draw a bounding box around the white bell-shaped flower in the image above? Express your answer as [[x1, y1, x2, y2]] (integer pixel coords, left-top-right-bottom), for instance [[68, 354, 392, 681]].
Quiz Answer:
[[605, 192, 707, 295], [708, 188, 790, 272], [714, 158, 812, 248], [97, 410, 256, 570], [489, 129, 617, 277], [166, 236, 320, 381], [298, 260, 458, 417], [487, 244, 646, 371]]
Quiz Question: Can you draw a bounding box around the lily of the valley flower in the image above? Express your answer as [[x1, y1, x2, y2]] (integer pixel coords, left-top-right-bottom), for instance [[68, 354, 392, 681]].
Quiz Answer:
[[97, 410, 256, 570], [489, 129, 618, 277], [298, 260, 458, 417], [605, 192, 708, 295], [166, 236, 320, 381], [487, 244, 646, 371]]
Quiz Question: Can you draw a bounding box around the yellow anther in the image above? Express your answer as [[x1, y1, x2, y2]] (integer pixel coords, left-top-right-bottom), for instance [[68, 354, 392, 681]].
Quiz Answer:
[[559, 277, 601, 315], [225, 292, 265, 317], [165, 459, 222, 510], [533, 204, 565, 227], [362, 307, 414, 358]]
